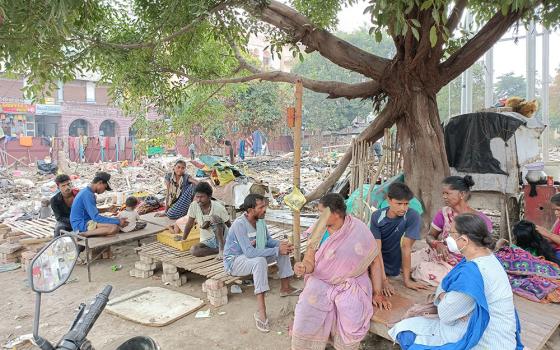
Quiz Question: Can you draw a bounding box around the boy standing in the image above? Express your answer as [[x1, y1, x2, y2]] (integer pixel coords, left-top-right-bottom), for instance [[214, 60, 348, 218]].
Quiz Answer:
[[370, 182, 427, 294]]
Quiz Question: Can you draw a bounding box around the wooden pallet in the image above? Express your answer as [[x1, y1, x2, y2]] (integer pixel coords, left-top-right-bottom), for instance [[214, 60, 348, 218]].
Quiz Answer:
[[136, 223, 308, 285], [4, 218, 57, 238]]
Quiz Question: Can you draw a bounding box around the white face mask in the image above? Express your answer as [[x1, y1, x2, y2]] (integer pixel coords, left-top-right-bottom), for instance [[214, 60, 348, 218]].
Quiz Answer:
[[445, 236, 463, 254]]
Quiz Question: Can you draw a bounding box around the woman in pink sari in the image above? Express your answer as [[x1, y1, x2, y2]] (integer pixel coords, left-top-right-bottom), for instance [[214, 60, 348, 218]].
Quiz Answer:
[[292, 193, 389, 350], [411, 176, 494, 286]]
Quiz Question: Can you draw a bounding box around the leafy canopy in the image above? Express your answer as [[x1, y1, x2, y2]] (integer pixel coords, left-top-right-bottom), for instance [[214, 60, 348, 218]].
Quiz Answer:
[[1, 0, 560, 117], [292, 27, 395, 130]]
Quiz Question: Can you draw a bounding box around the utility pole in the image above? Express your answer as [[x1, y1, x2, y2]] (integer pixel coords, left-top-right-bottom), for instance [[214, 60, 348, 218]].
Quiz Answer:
[[293, 80, 303, 262], [461, 11, 473, 114], [526, 21, 537, 100], [542, 28, 550, 162], [485, 48, 494, 108]]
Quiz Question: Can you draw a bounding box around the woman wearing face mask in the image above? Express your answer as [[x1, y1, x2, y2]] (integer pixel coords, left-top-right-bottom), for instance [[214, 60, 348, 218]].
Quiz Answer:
[[389, 213, 523, 350], [410, 176, 494, 287]]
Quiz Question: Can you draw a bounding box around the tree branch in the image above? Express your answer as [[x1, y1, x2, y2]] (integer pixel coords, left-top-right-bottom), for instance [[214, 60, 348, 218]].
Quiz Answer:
[[253, 0, 390, 80], [439, 7, 527, 86], [304, 102, 399, 202], [161, 67, 380, 100], [447, 0, 468, 34], [92, 1, 233, 49]]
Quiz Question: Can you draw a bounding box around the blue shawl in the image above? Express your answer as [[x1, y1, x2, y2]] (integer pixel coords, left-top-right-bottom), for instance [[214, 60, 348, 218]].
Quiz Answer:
[[397, 258, 524, 350]]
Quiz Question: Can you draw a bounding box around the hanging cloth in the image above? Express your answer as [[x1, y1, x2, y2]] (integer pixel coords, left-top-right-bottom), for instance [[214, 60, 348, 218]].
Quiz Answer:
[[115, 137, 119, 162], [19, 136, 33, 147]]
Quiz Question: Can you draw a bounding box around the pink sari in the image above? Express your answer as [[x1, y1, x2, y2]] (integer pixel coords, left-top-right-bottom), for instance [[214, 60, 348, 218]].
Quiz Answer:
[[292, 215, 378, 350]]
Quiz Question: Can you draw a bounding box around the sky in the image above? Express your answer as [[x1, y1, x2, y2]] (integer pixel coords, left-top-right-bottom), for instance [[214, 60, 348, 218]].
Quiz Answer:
[[336, 2, 560, 79]]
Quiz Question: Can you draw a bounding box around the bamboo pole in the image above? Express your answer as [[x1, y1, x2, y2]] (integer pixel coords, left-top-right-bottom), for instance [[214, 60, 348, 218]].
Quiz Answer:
[[293, 80, 303, 262], [358, 140, 364, 220]]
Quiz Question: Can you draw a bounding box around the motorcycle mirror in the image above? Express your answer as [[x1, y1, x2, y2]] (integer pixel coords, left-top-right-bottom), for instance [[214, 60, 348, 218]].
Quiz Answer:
[[29, 235, 79, 293]]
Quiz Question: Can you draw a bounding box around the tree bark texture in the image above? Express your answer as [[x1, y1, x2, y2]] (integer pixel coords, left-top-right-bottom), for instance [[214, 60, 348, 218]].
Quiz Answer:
[[396, 91, 450, 224]]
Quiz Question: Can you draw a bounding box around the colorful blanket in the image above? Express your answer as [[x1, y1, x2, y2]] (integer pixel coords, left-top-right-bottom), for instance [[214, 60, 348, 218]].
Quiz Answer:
[[495, 246, 560, 303]]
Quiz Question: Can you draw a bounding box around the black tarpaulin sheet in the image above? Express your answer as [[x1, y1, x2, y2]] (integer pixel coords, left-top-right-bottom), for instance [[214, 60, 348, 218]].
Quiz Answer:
[[444, 112, 525, 175]]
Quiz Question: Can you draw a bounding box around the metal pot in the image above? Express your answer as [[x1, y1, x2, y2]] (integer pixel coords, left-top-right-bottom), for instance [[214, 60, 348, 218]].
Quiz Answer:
[[526, 169, 547, 183]]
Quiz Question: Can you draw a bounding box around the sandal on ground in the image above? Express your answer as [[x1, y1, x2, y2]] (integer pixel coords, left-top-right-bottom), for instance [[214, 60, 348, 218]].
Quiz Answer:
[[253, 313, 270, 333], [280, 288, 302, 297]]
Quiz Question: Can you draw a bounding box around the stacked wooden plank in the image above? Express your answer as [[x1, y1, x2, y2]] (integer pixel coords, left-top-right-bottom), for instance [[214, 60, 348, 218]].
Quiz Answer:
[[0, 221, 51, 265], [4, 218, 56, 239]]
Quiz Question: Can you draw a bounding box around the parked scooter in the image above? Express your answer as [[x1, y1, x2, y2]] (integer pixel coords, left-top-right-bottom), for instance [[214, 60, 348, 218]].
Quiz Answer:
[[28, 235, 160, 350]]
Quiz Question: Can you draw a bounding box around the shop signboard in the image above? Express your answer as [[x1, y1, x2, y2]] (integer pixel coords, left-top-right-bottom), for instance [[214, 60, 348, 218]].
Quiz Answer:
[[0, 103, 36, 114], [36, 104, 62, 115]]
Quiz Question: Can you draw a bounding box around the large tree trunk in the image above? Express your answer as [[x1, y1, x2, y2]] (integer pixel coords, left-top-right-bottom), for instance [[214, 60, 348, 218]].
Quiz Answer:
[[397, 91, 449, 226]]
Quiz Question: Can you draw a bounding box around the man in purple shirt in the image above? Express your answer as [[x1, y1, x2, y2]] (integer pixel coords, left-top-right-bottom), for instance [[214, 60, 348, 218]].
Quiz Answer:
[[70, 172, 127, 236]]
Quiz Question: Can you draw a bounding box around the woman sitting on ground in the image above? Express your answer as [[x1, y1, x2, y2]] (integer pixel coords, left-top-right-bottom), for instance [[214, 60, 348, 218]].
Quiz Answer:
[[411, 176, 494, 286], [390, 213, 523, 350], [291, 193, 389, 350], [156, 159, 198, 219]]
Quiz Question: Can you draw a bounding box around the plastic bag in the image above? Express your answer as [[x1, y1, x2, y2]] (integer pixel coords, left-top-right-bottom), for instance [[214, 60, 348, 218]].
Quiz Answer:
[[37, 160, 58, 175], [284, 186, 306, 212], [216, 168, 235, 186]]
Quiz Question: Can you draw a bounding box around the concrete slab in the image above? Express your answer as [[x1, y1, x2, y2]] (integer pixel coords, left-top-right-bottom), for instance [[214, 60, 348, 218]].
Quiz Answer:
[[106, 287, 205, 327]]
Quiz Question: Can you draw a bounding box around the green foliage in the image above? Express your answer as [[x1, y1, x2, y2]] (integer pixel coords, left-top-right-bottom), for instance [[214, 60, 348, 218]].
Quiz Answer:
[[291, 0, 359, 30], [233, 81, 291, 134], [436, 61, 486, 120], [358, 0, 560, 56], [292, 28, 395, 131], [550, 67, 560, 129], [494, 72, 528, 100], [1, 0, 560, 142]]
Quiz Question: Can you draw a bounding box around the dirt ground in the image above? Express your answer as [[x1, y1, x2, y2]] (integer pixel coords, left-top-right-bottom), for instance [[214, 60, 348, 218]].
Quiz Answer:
[[1, 241, 558, 350], [0, 242, 396, 350]]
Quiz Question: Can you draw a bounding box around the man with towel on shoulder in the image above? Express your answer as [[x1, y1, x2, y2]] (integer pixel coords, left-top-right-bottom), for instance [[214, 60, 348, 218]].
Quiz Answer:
[[223, 194, 300, 333]]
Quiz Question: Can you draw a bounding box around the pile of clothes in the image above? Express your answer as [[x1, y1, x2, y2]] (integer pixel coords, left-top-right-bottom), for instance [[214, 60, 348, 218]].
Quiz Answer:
[[495, 245, 560, 303]]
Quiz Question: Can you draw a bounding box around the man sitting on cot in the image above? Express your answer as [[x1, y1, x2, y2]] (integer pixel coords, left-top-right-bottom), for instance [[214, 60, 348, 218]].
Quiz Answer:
[[370, 182, 428, 294], [70, 172, 128, 237], [171, 182, 231, 259]]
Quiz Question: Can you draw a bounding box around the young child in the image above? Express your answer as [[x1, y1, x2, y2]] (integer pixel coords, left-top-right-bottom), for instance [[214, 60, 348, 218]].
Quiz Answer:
[[370, 182, 427, 294], [39, 197, 53, 219], [119, 196, 144, 232], [535, 193, 560, 260]]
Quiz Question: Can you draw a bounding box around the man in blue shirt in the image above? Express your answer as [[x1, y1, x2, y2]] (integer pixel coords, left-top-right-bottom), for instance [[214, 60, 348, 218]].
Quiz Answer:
[[70, 172, 127, 237], [370, 182, 427, 294], [223, 194, 299, 333]]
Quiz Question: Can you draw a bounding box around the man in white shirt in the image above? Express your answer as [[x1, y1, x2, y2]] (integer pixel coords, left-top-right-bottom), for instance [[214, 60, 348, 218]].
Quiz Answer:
[[179, 182, 231, 258]]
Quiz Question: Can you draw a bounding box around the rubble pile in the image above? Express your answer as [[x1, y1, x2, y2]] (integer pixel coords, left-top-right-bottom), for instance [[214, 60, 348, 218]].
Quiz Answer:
[[0, 152, 340, 223], [0, 223, 44, 269], [240, 152, 344, 205], [0, 157, 187, 222]]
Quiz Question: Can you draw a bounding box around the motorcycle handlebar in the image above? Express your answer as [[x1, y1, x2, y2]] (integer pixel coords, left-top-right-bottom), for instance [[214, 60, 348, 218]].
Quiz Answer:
[[56, 285, 112, 350]]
